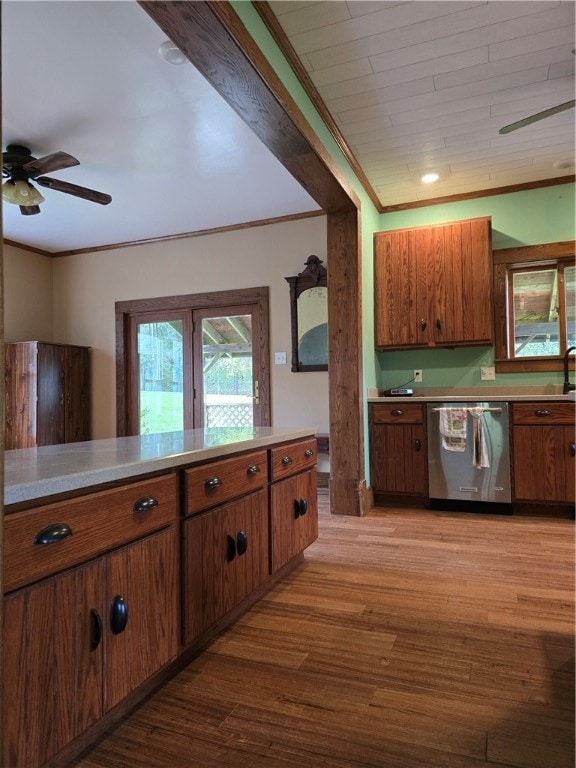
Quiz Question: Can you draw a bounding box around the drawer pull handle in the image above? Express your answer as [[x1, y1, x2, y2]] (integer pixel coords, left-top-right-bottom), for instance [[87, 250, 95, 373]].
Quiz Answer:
[[415, 439, 422, 452], [535, 409, 551, 417], [226, 534, 236, 562], [247, 464, 260, 476], [570, 442, 575, 457], [281, 456, 293, 466], [110, 595, 128, 635], [236, 530, 248, 556], [391, 409, 403, 416], [304, 449, 314, 458], [205, 476, 223, 490], [90, 609, 103, 652], [34, 522, 72, 546], [133, 495, 158, 513]]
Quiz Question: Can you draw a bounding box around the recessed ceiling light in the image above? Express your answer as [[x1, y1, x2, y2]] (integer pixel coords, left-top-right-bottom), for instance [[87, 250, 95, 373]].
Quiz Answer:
[[158, 40, 187, 65], [421, 172, 439, 184]]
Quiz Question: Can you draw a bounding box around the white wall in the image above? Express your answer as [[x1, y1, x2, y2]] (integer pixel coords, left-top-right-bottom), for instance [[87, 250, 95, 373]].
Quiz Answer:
[[4, 217, 329, 469]]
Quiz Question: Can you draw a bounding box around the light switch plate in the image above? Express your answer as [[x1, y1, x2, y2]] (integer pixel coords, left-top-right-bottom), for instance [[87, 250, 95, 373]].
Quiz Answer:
[[274, 351, 287, 365]]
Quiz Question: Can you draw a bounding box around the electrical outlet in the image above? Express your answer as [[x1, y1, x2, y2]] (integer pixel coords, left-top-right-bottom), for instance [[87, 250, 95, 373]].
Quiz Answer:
[[480, 366, 495, 381], [413, 369, 423, 383]]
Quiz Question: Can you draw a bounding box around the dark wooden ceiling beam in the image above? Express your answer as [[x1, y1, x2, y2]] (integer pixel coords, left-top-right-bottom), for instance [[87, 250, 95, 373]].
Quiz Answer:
[[138, 1, 358, 215], [137, 0, 367, 517]]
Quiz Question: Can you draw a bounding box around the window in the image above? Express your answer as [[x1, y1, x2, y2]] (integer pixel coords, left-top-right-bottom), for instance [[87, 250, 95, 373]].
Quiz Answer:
[[493, 241, 575, 372]]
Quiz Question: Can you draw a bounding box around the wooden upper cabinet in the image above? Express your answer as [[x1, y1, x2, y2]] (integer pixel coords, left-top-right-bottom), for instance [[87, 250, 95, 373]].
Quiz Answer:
[[374, 217, 493, 349], [5, 341, 90, 449]]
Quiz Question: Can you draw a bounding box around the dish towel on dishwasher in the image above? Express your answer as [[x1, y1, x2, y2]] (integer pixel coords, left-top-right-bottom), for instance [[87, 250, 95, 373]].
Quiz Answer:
[[438, 408, 467, 452], [469, 407, 490, 468]]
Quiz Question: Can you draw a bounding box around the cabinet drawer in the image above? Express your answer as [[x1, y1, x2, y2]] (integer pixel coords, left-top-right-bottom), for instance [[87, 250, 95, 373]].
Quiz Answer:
[[3, 473, 177, 593], [371, 403, 424, 424], [270, 438, 317, 482], [184, 450, 268, 516], [512, 402, 575, 425]]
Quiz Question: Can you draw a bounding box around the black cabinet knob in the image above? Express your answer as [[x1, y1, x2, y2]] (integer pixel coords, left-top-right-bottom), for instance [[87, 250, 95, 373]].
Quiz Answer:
[[226, 535, 236, 562], [570, 442, 575, 457], [90, 609, 103, 652], [34, 522, 72, 546], [236, 530, 248, 556], [415, 439, 422, 452], [110, 595, 128, 635], [281, 456, 293, 465], [420, 319, 427, 331], [246, 464, 260, 475], [304, 449, 314, 458], [391, 409, 403, 416], [133, 495, 159, 512], [535, 409, 551, 417], [205, 476, 223, 490]]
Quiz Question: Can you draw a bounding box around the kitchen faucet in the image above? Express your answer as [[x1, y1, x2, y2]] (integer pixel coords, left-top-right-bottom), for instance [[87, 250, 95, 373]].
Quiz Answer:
[[563, 346, 576, 394]]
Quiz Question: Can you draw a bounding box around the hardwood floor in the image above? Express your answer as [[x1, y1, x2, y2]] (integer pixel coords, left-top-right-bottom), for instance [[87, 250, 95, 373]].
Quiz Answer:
[[73, 493, 575, 768]]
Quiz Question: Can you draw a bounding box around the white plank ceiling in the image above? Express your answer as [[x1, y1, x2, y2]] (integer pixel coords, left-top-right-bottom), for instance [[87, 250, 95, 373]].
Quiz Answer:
[[268, 0, 575, 208], [1, 1, 575, 253]]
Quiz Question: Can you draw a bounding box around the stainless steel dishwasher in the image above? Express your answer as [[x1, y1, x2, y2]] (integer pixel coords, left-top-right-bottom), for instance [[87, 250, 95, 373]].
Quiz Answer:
[[427, 401, 511, 507]]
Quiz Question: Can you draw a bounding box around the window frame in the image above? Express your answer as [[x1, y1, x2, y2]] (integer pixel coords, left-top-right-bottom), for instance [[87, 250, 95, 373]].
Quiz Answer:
[[493, 240, 575, 373]]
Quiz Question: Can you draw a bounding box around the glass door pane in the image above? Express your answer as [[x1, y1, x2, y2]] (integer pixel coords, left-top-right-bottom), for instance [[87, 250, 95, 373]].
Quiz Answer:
[[198, 312, 255, 428], [136, 318, 184, 434]]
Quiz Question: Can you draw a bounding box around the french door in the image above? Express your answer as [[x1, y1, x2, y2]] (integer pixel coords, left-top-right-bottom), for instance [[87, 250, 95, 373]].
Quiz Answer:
[[117, 288, 270, 436]]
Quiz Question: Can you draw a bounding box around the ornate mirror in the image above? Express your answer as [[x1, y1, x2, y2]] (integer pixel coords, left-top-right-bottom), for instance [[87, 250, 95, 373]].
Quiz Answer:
[[285, 255, 328, 372]]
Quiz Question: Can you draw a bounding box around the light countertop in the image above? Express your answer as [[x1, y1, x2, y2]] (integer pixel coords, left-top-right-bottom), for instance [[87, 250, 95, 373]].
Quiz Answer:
[[4, 427, 317, 507], [368, 387, 575, 404]]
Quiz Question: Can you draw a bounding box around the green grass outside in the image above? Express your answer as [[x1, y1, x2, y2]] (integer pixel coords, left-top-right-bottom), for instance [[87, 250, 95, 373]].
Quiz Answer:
[[140, 391, 183, 434]]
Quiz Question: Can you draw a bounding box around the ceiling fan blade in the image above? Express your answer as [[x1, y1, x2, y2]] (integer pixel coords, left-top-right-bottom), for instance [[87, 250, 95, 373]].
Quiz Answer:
[[23, 151, 80, 176], [36, 176, 112, 205], [19, 205, 41, 216], [499, 99, 576, 134]]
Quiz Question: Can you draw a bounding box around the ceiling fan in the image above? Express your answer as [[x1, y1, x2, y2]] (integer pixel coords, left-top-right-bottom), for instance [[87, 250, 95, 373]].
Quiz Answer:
[[499, 99, 576, 135], [2, 144, 112, 215]]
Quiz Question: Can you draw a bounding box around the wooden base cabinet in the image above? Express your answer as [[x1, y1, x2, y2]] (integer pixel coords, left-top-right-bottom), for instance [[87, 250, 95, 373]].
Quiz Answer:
[[181, 449, 270, 645], [270, 438, 318, 573], [3, 474, 179, 768], [183, 489, 269, 643], [369, 403, 427, 503], [511, 402, 575, 505]]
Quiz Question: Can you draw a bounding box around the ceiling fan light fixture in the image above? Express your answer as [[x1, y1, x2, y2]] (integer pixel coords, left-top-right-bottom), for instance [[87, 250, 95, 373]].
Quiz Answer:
[[421, 172, 439, 184], [2, 179, 45, 206], [158, 40, 187, 65]]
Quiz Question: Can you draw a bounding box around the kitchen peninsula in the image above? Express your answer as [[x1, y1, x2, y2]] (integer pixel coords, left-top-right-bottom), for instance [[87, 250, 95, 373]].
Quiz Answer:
[[3, 427, 319, 768]]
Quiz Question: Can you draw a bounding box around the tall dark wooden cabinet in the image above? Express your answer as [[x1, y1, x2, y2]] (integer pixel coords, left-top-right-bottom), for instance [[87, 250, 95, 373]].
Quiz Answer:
[[4, 341, 90, 449]]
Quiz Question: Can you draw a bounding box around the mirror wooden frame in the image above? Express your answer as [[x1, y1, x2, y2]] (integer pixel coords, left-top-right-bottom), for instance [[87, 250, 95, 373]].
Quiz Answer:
[[285, 255, 328, 372]]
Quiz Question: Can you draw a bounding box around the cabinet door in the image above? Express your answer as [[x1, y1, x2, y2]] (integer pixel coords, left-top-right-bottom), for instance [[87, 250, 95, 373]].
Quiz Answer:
[[182, 489, 269, 643], [37, 342, 66, 445], [370, 423, 427, 495], [431, 218, 492, 346], [4, 341, 39, 449], [374, 229, 430, 348], [513, 424, 575, 503], [104, 526, 178, 711], [65, 345, 91, 442], [270, 469, 318, 573], [3, 561, 104, 768]]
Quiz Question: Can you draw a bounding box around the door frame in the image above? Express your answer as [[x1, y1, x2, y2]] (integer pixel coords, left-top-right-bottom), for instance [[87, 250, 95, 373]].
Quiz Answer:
[[115, 286, 270, 436]]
